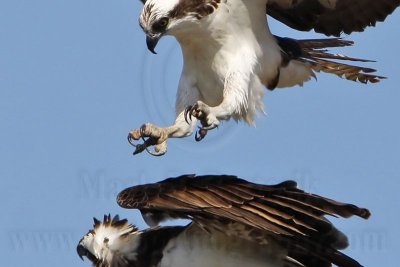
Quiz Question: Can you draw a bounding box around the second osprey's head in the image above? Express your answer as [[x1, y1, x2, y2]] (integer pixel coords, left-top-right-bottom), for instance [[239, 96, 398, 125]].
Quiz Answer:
[[77, 215, 140, 266], [139, 0, 221, 53]]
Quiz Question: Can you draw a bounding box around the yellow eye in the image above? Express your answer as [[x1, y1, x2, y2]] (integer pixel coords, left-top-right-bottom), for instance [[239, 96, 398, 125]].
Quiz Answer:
[[158, 17, 169, 27], [152, 17, 169, 32]]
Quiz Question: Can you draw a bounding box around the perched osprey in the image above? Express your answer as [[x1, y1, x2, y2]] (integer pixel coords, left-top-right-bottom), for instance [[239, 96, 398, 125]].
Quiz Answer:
[[77, 174, 370, 267], [127, 0, 399, 156]]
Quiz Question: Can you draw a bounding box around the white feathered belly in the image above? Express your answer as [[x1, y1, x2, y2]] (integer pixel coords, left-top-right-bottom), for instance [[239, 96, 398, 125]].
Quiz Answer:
[[183, 49, 268, 124], [159, 226, 285, 267], [194, 67, 225, 107]]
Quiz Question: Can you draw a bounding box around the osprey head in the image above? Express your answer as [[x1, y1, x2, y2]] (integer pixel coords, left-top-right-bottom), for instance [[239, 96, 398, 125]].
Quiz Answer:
[[77, 215, 140, 266], [139, 0, 221, 53]]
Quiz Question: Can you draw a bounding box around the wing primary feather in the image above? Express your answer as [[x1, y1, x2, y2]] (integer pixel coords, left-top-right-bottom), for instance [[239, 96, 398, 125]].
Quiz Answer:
[[207, 185, 245, 204], [248, 201, 324, 233], [151, 194, 196, 210], [187, 189, 232, 208], [207, 207, 293, 236], [278, 191, 371, 219], [166, 190, 213, 208], [220, 184, 259, 199], [240, 205, 307, 235]]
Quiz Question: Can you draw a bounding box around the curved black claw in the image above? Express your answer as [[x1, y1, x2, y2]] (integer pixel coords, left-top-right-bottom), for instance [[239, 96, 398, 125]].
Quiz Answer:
[[184, 105, 193, 124], [142, 144, 165, 156], [131, 137, 164, 156], [146, 150, 165, 156], [195, 127, 208, 142], [127, 124, 147, 148], [127, 134, 137, 147], [184, 103, 205, 124]]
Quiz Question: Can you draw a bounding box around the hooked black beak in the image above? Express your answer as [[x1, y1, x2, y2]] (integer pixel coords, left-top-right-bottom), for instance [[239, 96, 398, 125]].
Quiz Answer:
[[77, 244, 86, 261], [77, 243, 99, 263], [146, 34, 161, 54]]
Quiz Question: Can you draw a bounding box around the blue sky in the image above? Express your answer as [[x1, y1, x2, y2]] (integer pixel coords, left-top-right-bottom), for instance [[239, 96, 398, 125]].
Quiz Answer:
[[1, 1, 399, 266]]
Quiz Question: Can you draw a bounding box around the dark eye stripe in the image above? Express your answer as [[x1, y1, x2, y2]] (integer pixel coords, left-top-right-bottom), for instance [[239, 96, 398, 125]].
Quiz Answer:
[[152, 17, 169, 33]]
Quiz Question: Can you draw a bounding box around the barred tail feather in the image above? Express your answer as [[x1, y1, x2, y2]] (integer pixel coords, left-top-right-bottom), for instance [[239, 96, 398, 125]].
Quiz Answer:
[[311, 58, 385, 83], [298, 38, 386, 83]]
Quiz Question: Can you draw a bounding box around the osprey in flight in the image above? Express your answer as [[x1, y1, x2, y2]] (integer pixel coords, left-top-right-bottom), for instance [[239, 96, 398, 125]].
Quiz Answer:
[[77, 174, 370, 267], [128, 0, 400, 155], [128, 0, 399, 155]]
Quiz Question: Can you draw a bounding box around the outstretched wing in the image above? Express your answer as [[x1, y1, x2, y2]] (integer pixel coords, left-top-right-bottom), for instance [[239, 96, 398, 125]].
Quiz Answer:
[[117, 174, 370, 266], [268, 0, 400, 36]]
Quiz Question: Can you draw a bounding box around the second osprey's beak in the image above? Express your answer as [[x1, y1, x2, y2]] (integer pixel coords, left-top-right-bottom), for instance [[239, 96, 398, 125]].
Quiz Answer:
[[77, 243, 99, 264], [77, 244, 86, 261], [146, 34, 161, 54]]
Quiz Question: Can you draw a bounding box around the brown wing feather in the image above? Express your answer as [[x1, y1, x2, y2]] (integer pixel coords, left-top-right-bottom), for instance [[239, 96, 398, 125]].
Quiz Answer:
[[117, 174, 370, 267], [117, 174, 369, 237], [268, 0, 400, 36]]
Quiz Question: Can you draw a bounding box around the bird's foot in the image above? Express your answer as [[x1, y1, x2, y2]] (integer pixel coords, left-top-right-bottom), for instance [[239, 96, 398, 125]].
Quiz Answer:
[[127, 123, 168, 156], [184, 101, 220, 141]]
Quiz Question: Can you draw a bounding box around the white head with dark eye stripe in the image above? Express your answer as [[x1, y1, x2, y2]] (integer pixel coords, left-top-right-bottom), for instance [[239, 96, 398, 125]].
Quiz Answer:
[[139, 0, 221, 53], [77, 215, 140, 266]]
